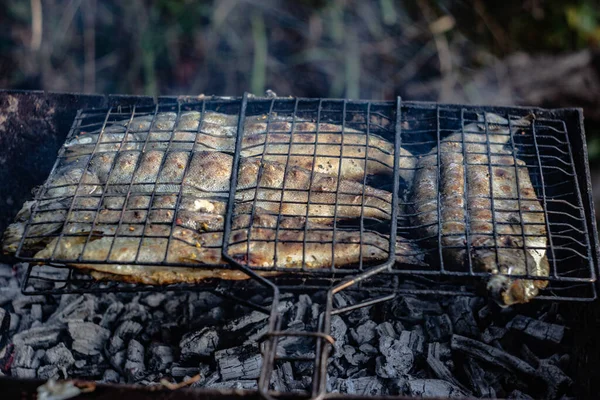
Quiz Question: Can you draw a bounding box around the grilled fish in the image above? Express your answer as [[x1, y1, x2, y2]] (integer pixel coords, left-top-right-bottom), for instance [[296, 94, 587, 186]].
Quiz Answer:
[[409, 113, 548, 305]]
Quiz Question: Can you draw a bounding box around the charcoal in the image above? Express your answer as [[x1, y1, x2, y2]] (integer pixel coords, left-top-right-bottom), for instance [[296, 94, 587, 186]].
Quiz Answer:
[[215, 343, 262, 381], [109, 350, 126, 372], [195, 291, 223, 308], [275, 331, 312, 357], [37, 365, 60, 380], [482, 326, 508, 344], [538, 359, 572, 399], [118, 302, 150, 324], [124, 339, 145, 382], [399, 330, 425, 355], [179, 327, 219, 359], [507, 315, 565, 344], [0, 285, 19, 307], [520, 344, 540, 367], [463, 357, 496, 398], [44, 343, 75, 369], [141, 293, 166, 308], [329, 315, 347, 352], [349, 320, 377, 345], [48, 295, 95, 323], [33, 349, 45, 369], [225, 310, 269, 332], [114, 320, 143, 341], [12, 345, 35, 368], [342, 345, 371, 366], [375, 321, 397, 339], [333, 376, 387, 395], [0, 308, 10, 346], [478, 305, 491, 321], [102, 369, 121, 384], [425, 314, 453, 342], [508, 389, 535, 399], [17, 313, 35, 332], [30, 304, 42, 322], [392, 297, 442, 322], [12, 324, 63, 349], [426, 345, 470, 395], [449, 297, 480, 338], [70, 362, 108, 379], [271, 361, 296, 392], [347, 306, 371, 326], [206, 380, 258, 390], [11, 367, 36, 379], [8, 313, 19, 332], [68, 321, 110, 356], [291, 294, 312, 325], [333, 292, 352, 308], [148, 344, 174, 371], [359, 343, 378, 355], [375, 336, 414, 378], [107, 335, 125, 355], [12, 295, 46, 315], [100, 302, 124, 328], [171, 366, 200, 377], [406, 379, 469, 398], [451, 335, 537, 376]]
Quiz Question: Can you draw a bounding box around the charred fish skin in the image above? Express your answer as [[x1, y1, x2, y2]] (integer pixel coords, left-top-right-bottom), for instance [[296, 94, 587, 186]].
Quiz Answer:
[[409, 113, 548, 306]]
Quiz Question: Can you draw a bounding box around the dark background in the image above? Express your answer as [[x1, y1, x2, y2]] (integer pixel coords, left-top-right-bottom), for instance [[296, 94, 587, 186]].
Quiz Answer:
[[2, 0, 600, 211]]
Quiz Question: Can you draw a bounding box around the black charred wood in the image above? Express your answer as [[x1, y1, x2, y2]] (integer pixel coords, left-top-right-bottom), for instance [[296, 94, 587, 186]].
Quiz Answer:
[[375, 322, 397, 339], [333, 376, 387, 396], [179, 328, 219, 360], [102, 369, 121, 384], [463, 357, 497, 398], [330, 316, 348, 353], [148, 344, 174, 371], [426, 345, 471, 395], [124, 339, 145, 382], [399, 330, 425, 356], [100, 302, 124, 329], [37, 364, 60, 380], [215, 343, 262, 381], [537, 359, 572, 399], [405, 379, 469, 398], [482, 326, 508, 344], [170, 366, 200, 378], [448, 297, 480, 338], [425, 314, 453, 342], [12, 324, 63, 349], [392, 297, 442, 322], [44, 343, 75, 369], [350, 320, 376, 345], [12, 345, 35, 369], [507, 315, 565, 344], [68, 321, 110, 356], [113, 321, 143, 341], [375, 336, 414, 378]]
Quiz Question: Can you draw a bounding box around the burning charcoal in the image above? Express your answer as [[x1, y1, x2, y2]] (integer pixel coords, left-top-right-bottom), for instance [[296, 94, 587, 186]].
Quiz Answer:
[[114, 320, 143, 341], [350, 320, 377, 345], [375, 322, 397, 339], [48, 295, 95, 323], [426, 346, 471, 395], [37, 365, 60, 380], [148, 344, 174, 371], [375, 336, 414, 378], [333, 376, 387, 395], [463, 357, 497, 398], [448, 297, 480, 338], [451, 335, 537, 377], [12, 324, 63, 349], [399, 330, 425, 356], [482, 326, 507, 344], [425, 314, 453, 342], [406, 379, 469, 398], [330, 315, 347, 353], [538, 359, 572, 399], [44, 343, 75, 369], [507, 315, 565, 344], [11, 367, 37, 379], [392, 297, 442, 322], [215, 343, 262, 381], [68, 321, 110, 356], [171, 365, 200, 377], [100, 302, 124, 328], [12, 345, 35, 368], [179, 327, 219, 359], [141, 293, 166, 308], [124, 339, 145, 382], [206, 380, 258, 390], [102, 369, 121, 384]]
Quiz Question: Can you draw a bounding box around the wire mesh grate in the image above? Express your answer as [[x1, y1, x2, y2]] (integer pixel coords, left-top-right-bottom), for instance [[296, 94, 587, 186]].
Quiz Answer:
[[5, 96, 597, 301]]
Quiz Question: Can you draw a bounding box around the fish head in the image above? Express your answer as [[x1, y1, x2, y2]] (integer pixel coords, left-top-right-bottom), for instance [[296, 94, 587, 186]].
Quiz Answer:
[[486, 251, 541, 306]]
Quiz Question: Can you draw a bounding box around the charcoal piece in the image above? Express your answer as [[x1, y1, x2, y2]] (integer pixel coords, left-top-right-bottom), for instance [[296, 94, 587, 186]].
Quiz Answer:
[[71, 362, 108, 379], [12, 345, 35, 368], [194, 292, 223, 309], [359, 343, 378, 355], [376, 336, 414, 378], [110, 350, 126, 372], [141, 293, 166, 308], [333, 376, 387, 395], [311, 303, 321, 325], [118, 302, 150, 324], [44, 343, 75, 369], [215, 343, 262, 381], [0, 285, 19, 307], [48, 295, 95, 323], [206, 380, 258, 390], [148, 344, 174, 371], [225, 310, 269, 332], [68, 321, 110, 356], [425, 314, 453, 342], [448, 297, 480, 338], [375, 322, 397, 339], [507, 315, 565, 344], [291, 294, 312, 325], [330, 315, 347, 353], [406, 379, 469, 398], [538, 359, 572, 399], [30, 304, 42, 322], [451, 335, 537, 376], [394, 321, 405, 333], [12, 324, 63, 349], [8, 313, 19, 332], [100, 302, 124, 328], [11, 367, 37, 379], [114, 320, 143, 341], [333, 292, 352, 308], [520, 344, 540, 368], [463, 357, 496, 398], [392, 297, 442, 322], [270, 361, 296, 392], [17, 314, 35, 332], [102, 369, 121, 384], [426, 346, 471, 395], [179, 327, 219, 359], [171, 366, 200, 377], [350, 320, 377, 345], [399, 330, 425, 355], [12, 295, 46, 315], [107, 335, 125, 355], [124, 339, 145, 382], [508, 389, 534, 399], [482, 326, 507, 344], [33, 349, 45, 370], [275, 331, 312, 358], [478, 305, 491, 321], [347, 306, 371, 326], [0, 308, 10, 348], [37, 365, 60, 380]]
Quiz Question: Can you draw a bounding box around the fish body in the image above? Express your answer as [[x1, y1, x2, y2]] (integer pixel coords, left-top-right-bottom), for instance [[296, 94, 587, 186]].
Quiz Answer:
[[409, 114, 548, 305]]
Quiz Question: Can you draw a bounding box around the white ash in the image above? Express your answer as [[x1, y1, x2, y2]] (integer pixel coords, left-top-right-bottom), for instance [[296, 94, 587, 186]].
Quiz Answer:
[[0, 263, 576, 399]]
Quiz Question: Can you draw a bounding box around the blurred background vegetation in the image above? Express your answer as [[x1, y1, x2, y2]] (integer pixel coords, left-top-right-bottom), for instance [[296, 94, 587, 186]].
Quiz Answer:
[[2, 0, 600, 207]]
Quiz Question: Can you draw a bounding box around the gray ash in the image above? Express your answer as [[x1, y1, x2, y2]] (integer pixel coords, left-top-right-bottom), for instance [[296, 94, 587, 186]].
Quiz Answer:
[[0, 263, 574, 398]]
